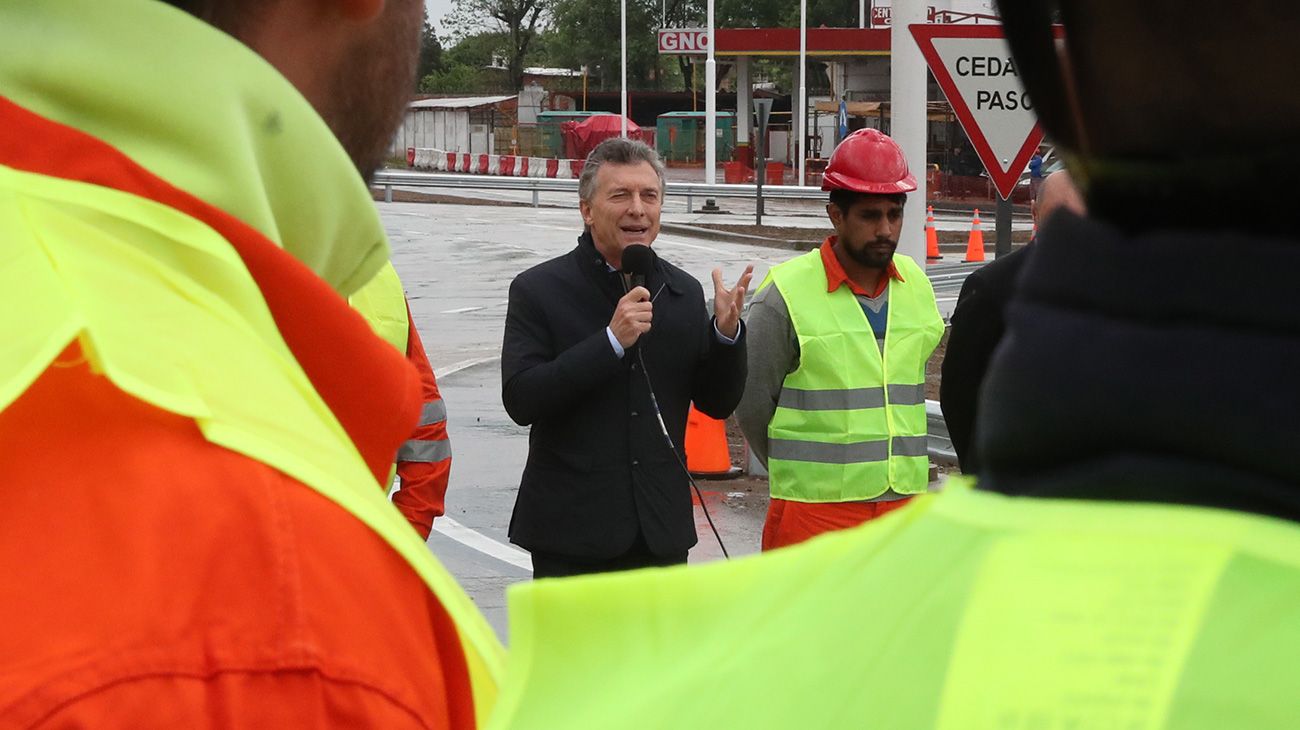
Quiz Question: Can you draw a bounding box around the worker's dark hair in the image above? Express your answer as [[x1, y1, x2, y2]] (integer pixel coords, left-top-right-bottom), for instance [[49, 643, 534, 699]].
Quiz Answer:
[[155, 0, 267, 38], [828, 189, 906, 214]]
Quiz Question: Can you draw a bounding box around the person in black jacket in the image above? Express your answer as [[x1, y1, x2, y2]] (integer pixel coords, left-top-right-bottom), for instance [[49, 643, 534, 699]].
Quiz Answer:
[[501, 138, 752, 578], [940, 170, 1083, 473]]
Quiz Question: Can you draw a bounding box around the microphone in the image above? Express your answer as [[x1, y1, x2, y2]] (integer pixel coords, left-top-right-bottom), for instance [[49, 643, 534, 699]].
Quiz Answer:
[[620, 243, 730, 558], [621, 244, 653, 291]]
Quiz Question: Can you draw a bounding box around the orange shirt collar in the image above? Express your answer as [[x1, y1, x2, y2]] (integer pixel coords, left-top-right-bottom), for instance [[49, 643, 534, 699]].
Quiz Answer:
[[819, 236, 904, 298]]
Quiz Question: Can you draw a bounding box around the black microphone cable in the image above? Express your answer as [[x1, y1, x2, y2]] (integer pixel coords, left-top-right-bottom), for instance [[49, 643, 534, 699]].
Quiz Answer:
[[620, 249, 730, 558], [634, 341, 731, 560]]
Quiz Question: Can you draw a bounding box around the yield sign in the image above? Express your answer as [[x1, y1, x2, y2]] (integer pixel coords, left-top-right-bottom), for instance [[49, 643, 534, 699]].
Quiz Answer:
[[910, 24, 1048, 200]]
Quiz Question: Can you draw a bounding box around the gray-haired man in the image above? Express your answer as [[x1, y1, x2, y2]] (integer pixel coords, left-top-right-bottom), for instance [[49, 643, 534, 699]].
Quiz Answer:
[[501, 138, 752, 578]]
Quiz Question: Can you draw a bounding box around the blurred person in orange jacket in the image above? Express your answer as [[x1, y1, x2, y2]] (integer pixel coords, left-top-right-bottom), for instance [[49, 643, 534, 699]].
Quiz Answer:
[[352, 261, 453, 540]]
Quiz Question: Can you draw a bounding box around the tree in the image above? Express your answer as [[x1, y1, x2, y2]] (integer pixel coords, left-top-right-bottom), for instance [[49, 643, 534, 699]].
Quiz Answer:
[[443, 0, 548, 91], [546, 0, 660, 91], [420, 64, 492, 94], [772, 0, 860, 27], [417, 11, 444, 88], [444, 31, 511, 68]]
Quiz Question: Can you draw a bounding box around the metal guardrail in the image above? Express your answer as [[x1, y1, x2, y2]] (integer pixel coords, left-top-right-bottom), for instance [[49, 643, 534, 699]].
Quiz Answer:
[[372, 169, 825, 208], [926, 399, 958, 467]]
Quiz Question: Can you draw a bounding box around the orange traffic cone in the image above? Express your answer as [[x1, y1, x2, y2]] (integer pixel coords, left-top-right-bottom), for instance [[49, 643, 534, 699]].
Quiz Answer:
[[963, 208, 986, 263], [925, 205, 942, 263], [684, 405, 738, 478]]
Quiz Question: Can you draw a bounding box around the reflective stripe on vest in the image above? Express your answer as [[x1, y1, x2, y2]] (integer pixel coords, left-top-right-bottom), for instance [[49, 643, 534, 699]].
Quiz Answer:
[[420, 399, 448, 425], [764, 249, 943, 502], [399, 400, 452, 464], [769, 435, 929, 464], [399, 438, 453, 463], [777, 383, 926, 411]]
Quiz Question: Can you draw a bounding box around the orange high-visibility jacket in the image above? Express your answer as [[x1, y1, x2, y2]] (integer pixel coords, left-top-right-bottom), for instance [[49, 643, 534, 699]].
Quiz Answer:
[[0, 1, 501, 725]]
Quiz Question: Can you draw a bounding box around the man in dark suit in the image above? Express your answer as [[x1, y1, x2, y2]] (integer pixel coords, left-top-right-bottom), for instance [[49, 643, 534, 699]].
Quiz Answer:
[[940, 170, 1084, 473], [501, 138, 752, 578]]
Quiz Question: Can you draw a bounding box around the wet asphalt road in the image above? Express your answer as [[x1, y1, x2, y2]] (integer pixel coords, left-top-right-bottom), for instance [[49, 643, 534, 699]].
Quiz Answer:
[[380, 200, 982, 640]]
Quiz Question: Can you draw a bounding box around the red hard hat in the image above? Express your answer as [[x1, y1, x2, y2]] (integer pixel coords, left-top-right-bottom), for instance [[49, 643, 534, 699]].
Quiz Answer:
[[821, 128, 917, 194]]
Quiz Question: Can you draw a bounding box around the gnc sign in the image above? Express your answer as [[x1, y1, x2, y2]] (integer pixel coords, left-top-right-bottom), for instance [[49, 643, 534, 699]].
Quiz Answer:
[[658, 28, 710, 55]]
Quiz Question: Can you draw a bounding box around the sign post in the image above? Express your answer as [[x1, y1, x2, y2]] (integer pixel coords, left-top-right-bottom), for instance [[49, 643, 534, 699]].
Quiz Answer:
[[996, 196, 1013, 256], [910, 24, 1053, 256], [890, 0, 928, 265], [753, 97, 773, 226]]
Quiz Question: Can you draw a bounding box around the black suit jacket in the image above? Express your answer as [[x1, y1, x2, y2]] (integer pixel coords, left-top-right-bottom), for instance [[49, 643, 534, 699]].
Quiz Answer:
[[501, 233, 746, 559], [939, 245, 1032, 474]]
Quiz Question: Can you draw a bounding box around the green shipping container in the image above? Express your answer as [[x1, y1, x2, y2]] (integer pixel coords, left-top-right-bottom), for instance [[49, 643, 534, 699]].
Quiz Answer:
[[656, 112, 736, 163]]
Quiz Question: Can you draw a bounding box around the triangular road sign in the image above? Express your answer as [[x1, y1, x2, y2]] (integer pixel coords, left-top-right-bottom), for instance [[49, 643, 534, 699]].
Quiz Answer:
[[910, 24, 1050, 200]]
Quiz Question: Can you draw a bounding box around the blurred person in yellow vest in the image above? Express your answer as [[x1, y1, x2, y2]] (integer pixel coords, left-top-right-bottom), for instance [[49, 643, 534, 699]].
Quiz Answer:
[[352, 262, 453, 540], [0, 0, 500, 725], [737, 128, 943, 550], [485, 2, 1300, 727]]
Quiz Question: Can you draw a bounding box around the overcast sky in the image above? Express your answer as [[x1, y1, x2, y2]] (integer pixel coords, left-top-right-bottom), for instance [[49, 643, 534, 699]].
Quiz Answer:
[[426, 0, 455, 30]]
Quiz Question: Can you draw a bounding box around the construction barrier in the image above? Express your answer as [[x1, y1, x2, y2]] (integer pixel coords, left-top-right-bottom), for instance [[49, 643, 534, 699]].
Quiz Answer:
[[925, 205, 942, 263], [684, 405, 740, 478], [963, 209, 986, 263], [409, 147, 587, 181]]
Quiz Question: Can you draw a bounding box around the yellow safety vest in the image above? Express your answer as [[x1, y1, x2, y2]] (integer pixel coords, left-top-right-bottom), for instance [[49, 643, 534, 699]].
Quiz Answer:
[[351, 261, 411, 354], [762, 250, 943, 501], [491, 481, 1300, 728]]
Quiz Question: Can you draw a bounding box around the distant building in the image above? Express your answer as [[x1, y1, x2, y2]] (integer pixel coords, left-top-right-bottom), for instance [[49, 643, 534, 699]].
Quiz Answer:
[[388, 95, 518, 157]]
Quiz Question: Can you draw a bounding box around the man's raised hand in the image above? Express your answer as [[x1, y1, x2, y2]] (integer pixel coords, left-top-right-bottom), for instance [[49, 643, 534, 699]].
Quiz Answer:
[[712, 264, 754, 339]]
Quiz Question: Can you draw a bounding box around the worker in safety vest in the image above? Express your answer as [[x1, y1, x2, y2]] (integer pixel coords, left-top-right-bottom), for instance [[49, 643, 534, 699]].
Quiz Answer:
[[0, 1, 500, 725], [352, 262, 453, 540], [485, 1, 1300, 726], [737, 128, 944, 550]]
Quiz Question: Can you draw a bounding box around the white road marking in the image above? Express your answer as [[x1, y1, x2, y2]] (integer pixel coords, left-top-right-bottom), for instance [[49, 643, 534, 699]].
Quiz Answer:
[[656, 236, 795, 264], [654, 237, 727, 254], [435, 355, 501, 379], [433, 517, 533, 572], [440, 300, 509, 315]]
